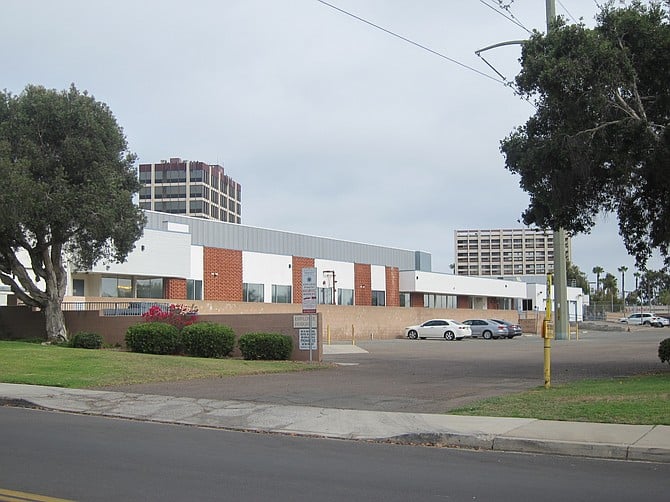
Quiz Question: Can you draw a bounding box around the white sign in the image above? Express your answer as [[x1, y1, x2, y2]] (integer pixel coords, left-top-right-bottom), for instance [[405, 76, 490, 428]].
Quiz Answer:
[[299, 329, 318, 350], [293, 314, 318, 329], [302, 267, 317, 314]]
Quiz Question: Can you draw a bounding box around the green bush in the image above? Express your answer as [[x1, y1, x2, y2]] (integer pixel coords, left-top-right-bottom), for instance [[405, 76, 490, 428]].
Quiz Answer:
[[181, 322, 235, 358], [659, 338, 670, 366], [71, 332, 103, 349], [238, 333, 293, 360], [125, 322, 181, 355]]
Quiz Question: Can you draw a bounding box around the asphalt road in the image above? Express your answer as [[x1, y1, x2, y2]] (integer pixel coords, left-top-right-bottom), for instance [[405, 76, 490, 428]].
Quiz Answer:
[[102, 328, 670, 414], [2, 407, 668, 502]]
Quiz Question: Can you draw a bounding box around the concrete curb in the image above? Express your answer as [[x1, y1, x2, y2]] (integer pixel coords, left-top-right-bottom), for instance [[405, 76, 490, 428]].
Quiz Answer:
[[1, 383, 668, 463]]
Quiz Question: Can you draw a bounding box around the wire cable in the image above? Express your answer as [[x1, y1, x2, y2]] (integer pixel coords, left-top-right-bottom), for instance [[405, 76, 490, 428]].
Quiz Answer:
[[557, 0, 578, 24], [315, 0, 505, 85], [478, 0, 533, 34]]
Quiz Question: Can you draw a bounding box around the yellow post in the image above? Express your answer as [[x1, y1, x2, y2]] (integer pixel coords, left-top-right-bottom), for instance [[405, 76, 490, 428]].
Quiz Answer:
[[544, 272, 553, 389], [352, 324, 356, 345], [327, 324, 331, 345]]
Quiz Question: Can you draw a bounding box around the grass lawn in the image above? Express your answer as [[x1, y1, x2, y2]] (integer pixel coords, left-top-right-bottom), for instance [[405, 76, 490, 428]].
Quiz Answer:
[[450, 373, 670, 425], [0, 341, 327, 388]]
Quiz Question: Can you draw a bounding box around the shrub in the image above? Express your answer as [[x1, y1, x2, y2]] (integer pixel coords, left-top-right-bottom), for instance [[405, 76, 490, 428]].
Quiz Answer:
[[238, 333, 293, 361], [125, 322, 181, 355], [71, 332, 103, 349], [142, 304, 199, 330], [659, 338, 670, 366], [181, 322, 235, 358]]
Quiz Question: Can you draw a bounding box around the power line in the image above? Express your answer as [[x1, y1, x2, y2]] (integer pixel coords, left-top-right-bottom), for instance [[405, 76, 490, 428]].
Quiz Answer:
[[478, 0, 532, 34], [314, 0, 505, 85], [557, 0, 578, 24]]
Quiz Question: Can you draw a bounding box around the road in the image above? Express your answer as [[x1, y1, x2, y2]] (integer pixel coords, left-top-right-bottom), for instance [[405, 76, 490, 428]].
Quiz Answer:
[[102, 328, 670, 413], [1, 407, 668, 502]]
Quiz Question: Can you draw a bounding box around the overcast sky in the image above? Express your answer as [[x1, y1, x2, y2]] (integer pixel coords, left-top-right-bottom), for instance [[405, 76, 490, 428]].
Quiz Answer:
[[2, 0, 661, 292]]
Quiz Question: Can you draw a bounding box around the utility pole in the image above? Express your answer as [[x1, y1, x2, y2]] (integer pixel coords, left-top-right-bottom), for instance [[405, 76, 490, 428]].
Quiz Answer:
[[546, 0, 569, 341]]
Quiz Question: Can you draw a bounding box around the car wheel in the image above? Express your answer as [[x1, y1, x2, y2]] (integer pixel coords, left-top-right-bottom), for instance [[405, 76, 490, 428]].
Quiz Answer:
[[482, 330, 492, 340], [407, 330, 418, 340], [444, 331, 455, 341], [643, 321, 651, 326]]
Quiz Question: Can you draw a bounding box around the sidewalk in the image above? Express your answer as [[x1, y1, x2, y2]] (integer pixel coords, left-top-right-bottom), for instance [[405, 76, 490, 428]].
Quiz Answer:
[[1, 382, 668, 463]]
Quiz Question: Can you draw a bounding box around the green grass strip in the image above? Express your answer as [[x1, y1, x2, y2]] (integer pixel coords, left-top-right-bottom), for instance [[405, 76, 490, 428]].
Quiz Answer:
[[450, 373, 670, 425], [0, 341, 325, 388]]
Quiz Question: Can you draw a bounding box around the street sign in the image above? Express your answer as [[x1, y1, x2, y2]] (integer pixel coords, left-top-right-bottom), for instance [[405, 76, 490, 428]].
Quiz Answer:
[[293, 314, 318, 329], [301, 267, 317, 314], [299, 328, 318, 350]]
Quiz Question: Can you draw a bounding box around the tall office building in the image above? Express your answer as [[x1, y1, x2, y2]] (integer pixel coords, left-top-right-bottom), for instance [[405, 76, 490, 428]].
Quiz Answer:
[[138, 158, 241, 223], [454, 228, 571, 280]]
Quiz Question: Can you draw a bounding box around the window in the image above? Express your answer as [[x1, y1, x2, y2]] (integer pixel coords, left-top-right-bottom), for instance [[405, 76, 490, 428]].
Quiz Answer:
[[72, 279, 85, 296], [101, 277, 133, 298], [136, 278, 163, 298], [243, 283, 264, 302], [187, 280, 202, 300], [318, 287, 333, 305], [371, 290, 385, 306], [338, 288, 354, 305], [424, 294, 447, 309], [400, 293, 410, 307], [272, 285, 292, 304]]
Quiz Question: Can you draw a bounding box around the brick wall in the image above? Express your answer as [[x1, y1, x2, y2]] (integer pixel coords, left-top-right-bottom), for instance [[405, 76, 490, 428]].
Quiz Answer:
[[354, 263, 371, 306], [204, 247, 243, 301], [292, 256, 315, 304], [385, 266, 400, 307], [410, 292, 424, 307], [164, 278, 187, 300]]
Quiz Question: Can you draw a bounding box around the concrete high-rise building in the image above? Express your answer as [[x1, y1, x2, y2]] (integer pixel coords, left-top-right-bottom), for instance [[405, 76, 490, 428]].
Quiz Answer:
[[454, 228, 571, 281], [138, 157, 241, 223]]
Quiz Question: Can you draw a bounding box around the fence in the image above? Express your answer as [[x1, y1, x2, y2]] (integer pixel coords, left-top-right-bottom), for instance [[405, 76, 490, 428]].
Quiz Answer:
[[61, 301, 170, 316]]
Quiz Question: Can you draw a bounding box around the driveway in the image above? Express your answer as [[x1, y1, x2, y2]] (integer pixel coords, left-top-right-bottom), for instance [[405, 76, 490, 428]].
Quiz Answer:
[[101, 329, 670, 414]]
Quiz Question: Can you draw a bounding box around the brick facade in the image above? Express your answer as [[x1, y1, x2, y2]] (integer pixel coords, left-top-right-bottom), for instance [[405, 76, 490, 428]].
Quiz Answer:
[[354, 263, 372, 306], [203, 247, 243, 301], [385, 266, 400, 307], [410, 292, 424, 307], [164, 278, 187, 300], [292, 256, 315, 304]]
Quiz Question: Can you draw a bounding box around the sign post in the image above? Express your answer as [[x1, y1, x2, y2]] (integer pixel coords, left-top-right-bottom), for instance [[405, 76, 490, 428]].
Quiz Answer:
[[302, 268, 318, 362]]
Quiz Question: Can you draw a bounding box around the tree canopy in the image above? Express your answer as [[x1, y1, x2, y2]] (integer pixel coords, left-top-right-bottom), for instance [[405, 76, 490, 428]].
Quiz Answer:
[[500, 1, 670, 269], [0, 84, 145, 341]]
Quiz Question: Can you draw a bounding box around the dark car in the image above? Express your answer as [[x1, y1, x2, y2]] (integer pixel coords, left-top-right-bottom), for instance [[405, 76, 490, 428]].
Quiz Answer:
[[103, 301, 169, 316], [462, 319, 509, 340], [489, 319, 523, 338]]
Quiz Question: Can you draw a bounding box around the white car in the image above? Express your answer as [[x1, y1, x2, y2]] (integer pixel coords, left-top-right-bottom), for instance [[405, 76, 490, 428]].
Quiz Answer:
[[619, 313, 663, 326], [405, 319, 472, 341]]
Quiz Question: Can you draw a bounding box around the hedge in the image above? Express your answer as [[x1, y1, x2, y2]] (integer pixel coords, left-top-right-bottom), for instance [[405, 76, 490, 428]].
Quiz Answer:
[[71, 332, 103, 349], [238, 333, 293, 360], [125, 322, 181, 355], [181, 322, 235, 358]]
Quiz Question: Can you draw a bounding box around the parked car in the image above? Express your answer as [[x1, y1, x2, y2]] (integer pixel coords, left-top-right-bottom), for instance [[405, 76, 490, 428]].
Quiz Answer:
[[404, 319, 472, 341], [462, 319, 509, 339], [651, 316, 670, 327], [619, 312, 662, 326], [102, 301, 169, 316], [489, 319, 523, 338]]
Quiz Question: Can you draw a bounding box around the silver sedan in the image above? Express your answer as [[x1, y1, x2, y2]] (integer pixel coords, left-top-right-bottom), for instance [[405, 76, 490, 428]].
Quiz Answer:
[[462, 319, 509, 339]]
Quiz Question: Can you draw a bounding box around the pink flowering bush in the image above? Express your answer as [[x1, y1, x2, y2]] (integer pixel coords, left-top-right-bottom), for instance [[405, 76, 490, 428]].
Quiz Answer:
[[142, 303, 199, 331]]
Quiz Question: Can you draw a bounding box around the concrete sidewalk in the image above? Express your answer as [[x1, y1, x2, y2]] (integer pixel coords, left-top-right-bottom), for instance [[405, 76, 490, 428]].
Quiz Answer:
[[1, 383, 668, 463]]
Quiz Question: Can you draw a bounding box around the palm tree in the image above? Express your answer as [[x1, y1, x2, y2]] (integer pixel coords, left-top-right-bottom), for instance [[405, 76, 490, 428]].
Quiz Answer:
[[618, 266, 628, 302], [592, 266, 604, 293]]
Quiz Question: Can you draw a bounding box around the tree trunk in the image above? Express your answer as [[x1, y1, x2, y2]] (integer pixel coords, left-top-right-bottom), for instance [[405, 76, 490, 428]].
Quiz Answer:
[[45, 299, 67, 342]]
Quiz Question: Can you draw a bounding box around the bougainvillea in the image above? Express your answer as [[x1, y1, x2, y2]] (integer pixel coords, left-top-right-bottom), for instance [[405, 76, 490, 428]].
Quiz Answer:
[[142, 304, 199, 330]]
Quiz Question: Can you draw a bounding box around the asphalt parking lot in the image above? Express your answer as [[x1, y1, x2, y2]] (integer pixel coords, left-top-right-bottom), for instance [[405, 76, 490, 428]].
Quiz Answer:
[[102, 328, 670, 414]]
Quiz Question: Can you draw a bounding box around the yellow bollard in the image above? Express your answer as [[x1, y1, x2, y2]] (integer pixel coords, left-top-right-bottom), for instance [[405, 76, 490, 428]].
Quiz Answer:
[[352, 324, 356, 345], [327, 325, 331, 345]]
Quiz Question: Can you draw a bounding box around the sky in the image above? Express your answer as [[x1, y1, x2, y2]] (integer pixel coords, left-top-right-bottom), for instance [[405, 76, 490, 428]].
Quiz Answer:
[[1, 0, 662, 293]]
